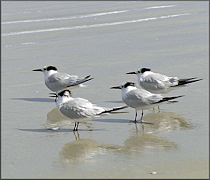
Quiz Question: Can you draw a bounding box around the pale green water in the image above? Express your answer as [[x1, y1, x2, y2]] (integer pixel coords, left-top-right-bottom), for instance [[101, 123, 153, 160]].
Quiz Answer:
[[2, 1, 209, 178]]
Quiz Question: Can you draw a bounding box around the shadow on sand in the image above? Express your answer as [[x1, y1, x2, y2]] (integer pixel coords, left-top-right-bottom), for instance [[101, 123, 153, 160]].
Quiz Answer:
[[11, 98, 54, 102], [18, 128, 105, 133]]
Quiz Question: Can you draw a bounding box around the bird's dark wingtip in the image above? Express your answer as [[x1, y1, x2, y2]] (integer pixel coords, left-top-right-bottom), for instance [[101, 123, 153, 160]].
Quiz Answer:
[[176, 78, 203, 86], [154, 95, 184, 104], [84, 75, 91, 79]]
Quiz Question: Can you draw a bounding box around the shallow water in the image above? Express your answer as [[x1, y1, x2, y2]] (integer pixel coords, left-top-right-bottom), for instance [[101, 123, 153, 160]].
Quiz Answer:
[[2, 1, 209, 178]]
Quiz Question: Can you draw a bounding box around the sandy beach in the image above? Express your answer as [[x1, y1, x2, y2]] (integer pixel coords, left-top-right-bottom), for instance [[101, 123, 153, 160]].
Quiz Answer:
[[2, 1, 209, 178]]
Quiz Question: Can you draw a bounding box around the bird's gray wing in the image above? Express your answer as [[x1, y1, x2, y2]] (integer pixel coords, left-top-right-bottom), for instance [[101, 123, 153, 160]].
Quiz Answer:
[[124, 89, 163, 108], [143, 74, 166, 88], [123, 89, 151, 107], [50, 73, 93, 88], [49, 73, 78, 83], [68, 75, 93, 87], [60, 98, 101, 118], [147, 94, 163, 104], [143, 73, 179, 89]]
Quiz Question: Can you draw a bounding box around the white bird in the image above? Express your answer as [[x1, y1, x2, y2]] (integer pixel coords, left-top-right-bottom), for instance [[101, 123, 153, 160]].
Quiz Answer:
[[126, 68, 203, 94], [50, 89, 128, 131], [33, 65, 93, 92], [111, 82, 184, 123]]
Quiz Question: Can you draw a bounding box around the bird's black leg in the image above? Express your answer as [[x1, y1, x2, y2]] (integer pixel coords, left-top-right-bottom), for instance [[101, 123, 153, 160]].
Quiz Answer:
[[140, 110, 143, 123], [134, 111, 137, 123], [73, 122, 77, 131], [76, 122, 79, 131]]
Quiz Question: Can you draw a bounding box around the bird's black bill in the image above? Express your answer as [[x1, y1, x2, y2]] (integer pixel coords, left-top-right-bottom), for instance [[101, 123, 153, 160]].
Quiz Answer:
[[49, 92, 56, 95], [126, 71, 136, 74], [49, 92, 57, 98], [49, 95, 57, 97], [110, 86, 121, 89], [32, 68, 42, 72]]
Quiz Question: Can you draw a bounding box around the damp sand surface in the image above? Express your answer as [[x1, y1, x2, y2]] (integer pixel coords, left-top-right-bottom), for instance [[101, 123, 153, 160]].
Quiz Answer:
[[2, 1, 209, 178]]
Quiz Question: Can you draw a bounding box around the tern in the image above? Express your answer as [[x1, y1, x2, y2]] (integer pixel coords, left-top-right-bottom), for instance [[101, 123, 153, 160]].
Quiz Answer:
[[126, 68, 203, 94], [111, 82, 184, 123], [33, 65, 93, 92], [50, 89, 128, 131]]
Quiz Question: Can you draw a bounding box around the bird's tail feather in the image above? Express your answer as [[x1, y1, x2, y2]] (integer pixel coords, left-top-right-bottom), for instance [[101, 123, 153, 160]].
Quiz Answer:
[[154, 95, 184, 104], [179, 77, 198, 81], [67, 77, 94, 88], [174, 78, 203, 86], [84, 75, 91, 79], [97, 105, 128, 115]]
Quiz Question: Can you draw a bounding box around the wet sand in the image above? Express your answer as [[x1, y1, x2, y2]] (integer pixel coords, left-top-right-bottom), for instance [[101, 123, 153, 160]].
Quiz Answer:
[[2, 1, 209, 178]]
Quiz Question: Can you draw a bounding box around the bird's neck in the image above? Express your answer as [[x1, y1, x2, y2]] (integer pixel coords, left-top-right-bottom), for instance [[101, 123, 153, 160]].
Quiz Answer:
[[122, 86, 137, 96], [56, 96, 72, 108], [137, 71, 152, 80], [44, 70, 57, 79]]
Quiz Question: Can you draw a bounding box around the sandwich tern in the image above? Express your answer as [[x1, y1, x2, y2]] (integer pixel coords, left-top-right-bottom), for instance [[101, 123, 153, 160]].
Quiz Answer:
[[33, 65, 93, 92], [50, 89, 128, 131], [111, 82, 184, 123], [126, 68, 203, 94]]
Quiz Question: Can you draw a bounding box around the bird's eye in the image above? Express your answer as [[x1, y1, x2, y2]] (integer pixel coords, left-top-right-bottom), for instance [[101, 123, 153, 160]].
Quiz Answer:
[[64, 93, 69, 97]]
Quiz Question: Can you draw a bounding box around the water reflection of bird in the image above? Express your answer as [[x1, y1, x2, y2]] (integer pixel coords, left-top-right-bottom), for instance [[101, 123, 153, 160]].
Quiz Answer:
[[59, 127, 178, 167], [138, 111, 193, 134], [119, 110, 193, 153], [122, 130, 178, 153], [59, 131, 121, 166]]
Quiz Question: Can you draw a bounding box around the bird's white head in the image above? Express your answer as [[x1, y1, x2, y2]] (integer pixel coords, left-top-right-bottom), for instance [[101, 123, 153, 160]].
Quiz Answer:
[[111, 82, 137, 95], [33, 65, 58, 77], [126, 67, 151, 75], [126, 68, 151, 81], [57, 89, 72, 100], [50, 89, 72, 108]]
